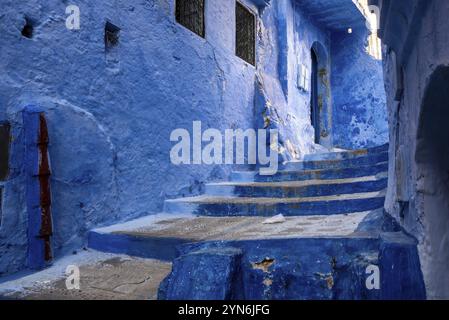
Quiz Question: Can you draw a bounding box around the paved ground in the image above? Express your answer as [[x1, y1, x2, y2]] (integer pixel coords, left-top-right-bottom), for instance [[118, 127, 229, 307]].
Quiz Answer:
[[0, 251, 172, 300]]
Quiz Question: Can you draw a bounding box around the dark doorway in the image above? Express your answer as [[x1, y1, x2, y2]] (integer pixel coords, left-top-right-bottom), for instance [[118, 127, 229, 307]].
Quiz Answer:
[[310, 48, 320, 144], [0, 122, 10, 181], [416, 65, 449, 299]]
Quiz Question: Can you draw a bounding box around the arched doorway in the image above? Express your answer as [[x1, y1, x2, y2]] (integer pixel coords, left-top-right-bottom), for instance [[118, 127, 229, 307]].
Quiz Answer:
[[310, 48, 319, 144], [310, 42, 331, 147], [415, 65, 449, 299]]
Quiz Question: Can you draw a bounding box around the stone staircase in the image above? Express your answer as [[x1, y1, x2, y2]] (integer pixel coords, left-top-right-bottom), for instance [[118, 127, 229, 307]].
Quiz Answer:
[[87, 144, 427, 300]]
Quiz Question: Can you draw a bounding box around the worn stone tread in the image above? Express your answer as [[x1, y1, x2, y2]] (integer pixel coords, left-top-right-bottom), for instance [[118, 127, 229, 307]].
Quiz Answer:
[[165, 190, 386, 205], [92, 211, 382, 242], [207, 174, 387, 188]]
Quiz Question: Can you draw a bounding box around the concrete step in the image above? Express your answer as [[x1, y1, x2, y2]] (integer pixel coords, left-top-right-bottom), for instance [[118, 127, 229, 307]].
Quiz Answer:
[[87, 210, 385, 261], [281, 151, 388, 171], [163, 191, 386, 216], [88, 211, 382, 261], [303, 144, 389, 162], [205, 175, 388, 198], [230, 162, 389, 182]]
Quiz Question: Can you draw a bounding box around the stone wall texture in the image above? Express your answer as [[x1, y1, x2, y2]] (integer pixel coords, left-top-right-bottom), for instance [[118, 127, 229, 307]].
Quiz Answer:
[[0, 0, 387, 275], [376, 0, 449, 299]]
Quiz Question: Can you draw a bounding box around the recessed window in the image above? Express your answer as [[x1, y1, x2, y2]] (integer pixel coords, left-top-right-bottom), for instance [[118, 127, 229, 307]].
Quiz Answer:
[[0, 187, 3, 227], [0, 122, 10, 181], [236, 2, 256, 66], [21, 17, 34, 39], [105, 21, 120, 51], [175, 0, 205, 38]]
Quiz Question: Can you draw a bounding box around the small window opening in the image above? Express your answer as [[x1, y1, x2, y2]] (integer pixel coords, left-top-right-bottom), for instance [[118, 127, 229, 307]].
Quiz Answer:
[[21, 18, 34, 39], [105, 21, 120, 51], [175, 0, 205, 38], [236, 2, 256, 66], [0, 122, 10, 181], [0, 187, 3, 228]]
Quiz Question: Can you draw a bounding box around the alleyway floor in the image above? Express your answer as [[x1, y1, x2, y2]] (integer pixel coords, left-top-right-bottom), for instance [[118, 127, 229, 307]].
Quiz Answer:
[[0, 251, 171, 300]]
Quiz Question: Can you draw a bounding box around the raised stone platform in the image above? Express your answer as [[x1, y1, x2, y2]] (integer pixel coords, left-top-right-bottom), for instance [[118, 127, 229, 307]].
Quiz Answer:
[[86, 209, 426, 300], [88, 211, 381, 261]]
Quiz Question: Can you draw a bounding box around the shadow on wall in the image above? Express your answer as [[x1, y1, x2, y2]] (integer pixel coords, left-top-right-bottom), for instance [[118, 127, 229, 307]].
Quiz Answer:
[[415, 65, 449, 299]]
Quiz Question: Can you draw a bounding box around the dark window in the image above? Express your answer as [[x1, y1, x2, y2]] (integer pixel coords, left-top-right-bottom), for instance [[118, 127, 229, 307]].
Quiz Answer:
[[176, 0, 205, 38], [21, 17, 34, 38], [236, 2, 255, 65], [105, 21, 120, 51], [0, 187, 3, 227], [0, 122, 10, 181]]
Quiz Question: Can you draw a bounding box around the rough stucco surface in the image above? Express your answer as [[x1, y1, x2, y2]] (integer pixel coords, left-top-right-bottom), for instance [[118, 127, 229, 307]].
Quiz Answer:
[[255, 0, 332, 160], [332, 29, 388, 150], [0, 0, 256, 275], [0, 0, 386, 276], [380, 0, 449, 300]]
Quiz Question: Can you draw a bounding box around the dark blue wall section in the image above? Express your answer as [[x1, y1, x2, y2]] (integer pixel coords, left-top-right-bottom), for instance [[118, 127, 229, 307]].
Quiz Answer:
[[331, 28, 388, 149]]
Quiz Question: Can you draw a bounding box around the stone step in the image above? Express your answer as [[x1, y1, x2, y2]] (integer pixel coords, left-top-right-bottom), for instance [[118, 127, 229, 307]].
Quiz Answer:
[[231, 162, 389, 182], [160, 232, 425, 300], [163, 191, 386, 216], [86, 210, 425, 300], [205, 175, 388, 198], [303, 144, 389, 162], [88, 210, 385, 261], [281, 151, 388, 171]]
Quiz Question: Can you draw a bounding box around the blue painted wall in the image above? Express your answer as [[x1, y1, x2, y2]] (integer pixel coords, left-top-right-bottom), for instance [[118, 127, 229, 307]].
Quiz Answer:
[[331, 28, 388, 149], [0, 0, 386, 276], [255, 0, 332, 160]]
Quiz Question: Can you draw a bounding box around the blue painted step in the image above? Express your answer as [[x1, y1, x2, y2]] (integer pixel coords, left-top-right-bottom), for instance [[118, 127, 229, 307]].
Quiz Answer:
[[231, 162, 388, 182], [163, 191, 386, 216], [205, 176, 388, 198], [303, 144, 389, 162], [281, 152, 388, 171], [87, 209, 388, 262]]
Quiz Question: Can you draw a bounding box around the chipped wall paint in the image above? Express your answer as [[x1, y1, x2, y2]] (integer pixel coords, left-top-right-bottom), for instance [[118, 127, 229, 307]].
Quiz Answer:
[[331, 28, 388, 149], [255, 0, 332, 161], [158, 234, 425, 300]]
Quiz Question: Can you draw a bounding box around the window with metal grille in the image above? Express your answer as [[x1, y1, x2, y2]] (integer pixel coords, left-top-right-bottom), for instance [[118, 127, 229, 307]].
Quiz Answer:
[[236, 2, 255, 66], [176, 0, 205, 38]]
